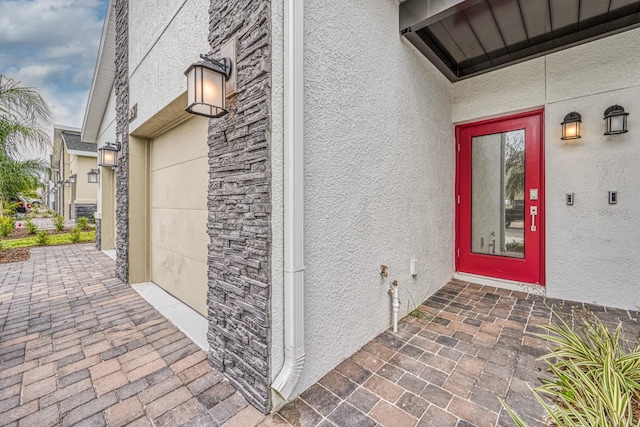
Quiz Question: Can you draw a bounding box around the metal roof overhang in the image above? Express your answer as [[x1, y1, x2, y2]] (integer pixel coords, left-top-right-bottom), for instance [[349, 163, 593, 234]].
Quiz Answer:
[[400, 0, 640, 82]]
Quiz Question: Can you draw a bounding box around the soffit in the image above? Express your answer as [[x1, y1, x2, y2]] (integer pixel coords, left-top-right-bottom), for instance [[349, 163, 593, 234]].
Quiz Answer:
[[400, 0, 640, 81], [81, 0, 116, 142]]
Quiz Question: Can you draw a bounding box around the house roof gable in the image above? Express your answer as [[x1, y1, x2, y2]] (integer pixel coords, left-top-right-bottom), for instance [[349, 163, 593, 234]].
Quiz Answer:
[[81, 0, 116, 143]]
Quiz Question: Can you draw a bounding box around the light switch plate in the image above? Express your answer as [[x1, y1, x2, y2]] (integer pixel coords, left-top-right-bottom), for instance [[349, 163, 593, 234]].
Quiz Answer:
[[529, 188, 538, 200]]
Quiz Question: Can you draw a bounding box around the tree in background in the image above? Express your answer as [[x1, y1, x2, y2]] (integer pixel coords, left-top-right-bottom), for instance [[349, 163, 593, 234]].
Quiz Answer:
[[0, 75, 51, 213], [504, 131, 524, 202], [0, 150, 45, 207]]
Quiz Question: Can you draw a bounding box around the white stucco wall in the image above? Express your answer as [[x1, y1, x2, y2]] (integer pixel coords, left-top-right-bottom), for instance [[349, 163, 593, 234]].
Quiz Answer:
[[95, 87, 117, 250], [270, 0, 285, 385], [128, 0, 210, 133], [95, 88, 117, 216], [72, 156, 98, 203], [97, 88, 117, 145], [453, 28, 640, 310], [272, 0, 455, 397]]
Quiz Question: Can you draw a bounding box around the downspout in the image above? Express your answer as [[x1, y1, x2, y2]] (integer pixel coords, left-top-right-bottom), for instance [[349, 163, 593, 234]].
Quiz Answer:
[[272, 0, 305, 400]]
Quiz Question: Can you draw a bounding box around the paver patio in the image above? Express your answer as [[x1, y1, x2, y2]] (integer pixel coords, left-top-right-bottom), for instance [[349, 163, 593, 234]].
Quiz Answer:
[[2, 245, 639, 426], [271, 280, 640, 427], [0, 244, 263, 427]]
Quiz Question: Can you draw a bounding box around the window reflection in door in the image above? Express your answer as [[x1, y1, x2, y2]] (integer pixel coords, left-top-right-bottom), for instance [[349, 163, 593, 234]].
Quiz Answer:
[[471, 130, 525, 258]]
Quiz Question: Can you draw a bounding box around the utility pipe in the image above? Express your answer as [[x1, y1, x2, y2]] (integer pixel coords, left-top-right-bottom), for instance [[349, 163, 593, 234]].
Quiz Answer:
[[389, 280, 400, 332], [272, 0, 305, 400]]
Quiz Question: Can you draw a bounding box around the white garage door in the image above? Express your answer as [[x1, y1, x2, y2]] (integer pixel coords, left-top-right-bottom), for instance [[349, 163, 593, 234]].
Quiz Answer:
[[149, 116, 209, 316]]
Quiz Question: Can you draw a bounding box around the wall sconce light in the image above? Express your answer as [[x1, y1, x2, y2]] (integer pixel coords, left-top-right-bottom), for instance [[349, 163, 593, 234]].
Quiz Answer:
[[87, 169, 100, 184], [561, 112, 582, 140], [98, 141, 120, 168], [64, 181, 70, 187], [69, 174, 77, 184], [184, 54, 232, 118], [56, 181, 63, 189], [604, 105, 629, 135]]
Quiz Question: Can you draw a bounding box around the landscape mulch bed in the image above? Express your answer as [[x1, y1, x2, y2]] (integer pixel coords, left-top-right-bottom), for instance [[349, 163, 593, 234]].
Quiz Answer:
[[4, 227, 73, 240], [1, 226, 96, 264], [0, 247, 30, 264]]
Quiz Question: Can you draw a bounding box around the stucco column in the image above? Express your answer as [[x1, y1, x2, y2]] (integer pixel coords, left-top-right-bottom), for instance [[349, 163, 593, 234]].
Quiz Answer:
[[127, 135, 149, 284], [70, 182, 76, 220]]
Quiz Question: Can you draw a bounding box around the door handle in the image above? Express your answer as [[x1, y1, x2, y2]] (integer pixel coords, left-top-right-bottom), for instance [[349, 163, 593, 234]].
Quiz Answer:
[[530, 206, 538, 232]]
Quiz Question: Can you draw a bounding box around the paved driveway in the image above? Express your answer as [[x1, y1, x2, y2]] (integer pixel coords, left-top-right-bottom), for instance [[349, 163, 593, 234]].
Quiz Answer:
[[0, 244, 264, 427]]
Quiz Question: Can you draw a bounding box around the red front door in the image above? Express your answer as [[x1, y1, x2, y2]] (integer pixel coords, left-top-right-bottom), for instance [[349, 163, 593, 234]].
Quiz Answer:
[[456, 110, 545, 285]]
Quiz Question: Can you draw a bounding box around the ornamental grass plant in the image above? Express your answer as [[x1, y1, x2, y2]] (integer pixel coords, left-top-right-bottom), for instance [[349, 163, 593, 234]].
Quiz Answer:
[[0, 217, 14, 237], [25, 218, 38, 234], [52, 213, 65, 231], [35, 230, 50, 246], [76, 216, 89, 231], [503, 310, 640, 427]]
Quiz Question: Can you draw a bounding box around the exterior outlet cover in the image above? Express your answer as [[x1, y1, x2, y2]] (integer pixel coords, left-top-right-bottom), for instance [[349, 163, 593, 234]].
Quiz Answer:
[[221, 37, 238, 97]]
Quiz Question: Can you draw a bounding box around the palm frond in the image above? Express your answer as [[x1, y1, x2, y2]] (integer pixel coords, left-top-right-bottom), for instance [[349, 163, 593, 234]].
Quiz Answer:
[[0, 75, 52, 157]]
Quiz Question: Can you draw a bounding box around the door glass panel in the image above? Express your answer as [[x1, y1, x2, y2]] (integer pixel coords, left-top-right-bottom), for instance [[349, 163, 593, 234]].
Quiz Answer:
[[471, 130, 525, 258]]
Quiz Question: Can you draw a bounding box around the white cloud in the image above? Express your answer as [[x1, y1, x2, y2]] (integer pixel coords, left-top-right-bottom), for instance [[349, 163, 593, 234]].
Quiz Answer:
[[0, 0, 108, 159], [0, 0, 104, 46]]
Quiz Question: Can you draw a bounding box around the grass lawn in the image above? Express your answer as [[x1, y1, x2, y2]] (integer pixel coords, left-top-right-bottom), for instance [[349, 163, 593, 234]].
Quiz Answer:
[[2, 230, 96, 248]]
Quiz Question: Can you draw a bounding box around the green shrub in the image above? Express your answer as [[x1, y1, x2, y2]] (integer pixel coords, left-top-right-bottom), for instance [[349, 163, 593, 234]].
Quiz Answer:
[[0, 217, 15, 237], [69, 227, 81, 243], [0, 238, 6, 251], [76, 217, 89, 231], [25, 219, 38, 234], [35, 231, 50, 246], [502, 310, 640, 426], [52, 214, 65, 231], [506, 240, 524, 253]]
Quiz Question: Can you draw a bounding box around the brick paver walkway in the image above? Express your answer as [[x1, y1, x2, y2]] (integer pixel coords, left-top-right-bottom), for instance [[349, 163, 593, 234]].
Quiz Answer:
[[271, 280, 640, 427], [0, 244, 264, 427], [3, 247, 639, 427]]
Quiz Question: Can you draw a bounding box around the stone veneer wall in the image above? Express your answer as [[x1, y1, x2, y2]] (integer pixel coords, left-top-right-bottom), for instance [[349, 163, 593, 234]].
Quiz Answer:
[[206, 0, 272, 413], [75, 204, 97, 220], [95, 218, 101, 250], [114, 0, 129, 283]]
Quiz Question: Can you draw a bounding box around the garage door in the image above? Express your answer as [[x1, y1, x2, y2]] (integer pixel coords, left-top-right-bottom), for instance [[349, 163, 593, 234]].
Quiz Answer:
[[149, 116, 209, 316]]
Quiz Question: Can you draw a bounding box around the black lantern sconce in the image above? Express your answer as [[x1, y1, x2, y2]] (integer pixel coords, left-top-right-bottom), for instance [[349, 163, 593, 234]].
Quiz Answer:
[[98, 141, 120, 168], [69, 174, 77, 184], [561, 112, 582, 140], [184, 54, 232, 118], [604, 105, 629, 135], [56, 181, 63, 189], [87, 169, 100, 184]]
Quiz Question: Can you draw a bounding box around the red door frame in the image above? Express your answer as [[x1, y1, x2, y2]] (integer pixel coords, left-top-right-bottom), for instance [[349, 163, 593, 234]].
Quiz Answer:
[[455, 109, 545, 285]]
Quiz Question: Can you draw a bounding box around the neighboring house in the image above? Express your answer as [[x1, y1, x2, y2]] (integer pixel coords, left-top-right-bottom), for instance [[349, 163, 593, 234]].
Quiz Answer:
[[84, 0, 640, 414], [51, 126, 98, 220]]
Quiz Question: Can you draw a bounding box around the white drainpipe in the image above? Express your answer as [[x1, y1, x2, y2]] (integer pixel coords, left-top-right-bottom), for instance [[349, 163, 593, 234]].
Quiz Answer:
[[272, 0, 305, 400]]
